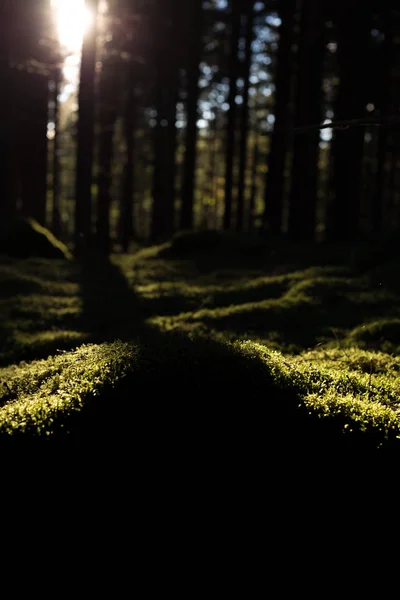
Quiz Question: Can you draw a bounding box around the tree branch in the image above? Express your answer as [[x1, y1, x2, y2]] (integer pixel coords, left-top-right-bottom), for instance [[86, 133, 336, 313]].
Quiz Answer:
[[268, 114, 400, 136]]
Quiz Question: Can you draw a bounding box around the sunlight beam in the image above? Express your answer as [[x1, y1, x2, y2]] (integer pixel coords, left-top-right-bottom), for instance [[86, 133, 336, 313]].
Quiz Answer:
[[51, 0, 93, 53]]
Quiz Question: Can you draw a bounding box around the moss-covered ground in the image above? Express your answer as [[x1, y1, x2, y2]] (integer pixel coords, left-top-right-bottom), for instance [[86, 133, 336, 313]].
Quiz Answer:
[[1, 231, 400, 464]]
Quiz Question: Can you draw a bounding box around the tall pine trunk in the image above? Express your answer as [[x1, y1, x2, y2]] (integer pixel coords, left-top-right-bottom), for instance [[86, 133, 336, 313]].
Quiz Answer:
[[0, 0, 14, 222], [236, 0, 255, 233], [151, 81, 179, 241], [223, 0, 241, 231], [180, 0, 203, 231], [249, 135, 259, 232], [51, 69, 62, 238], [373, 11, 393, 235], [20, 71, 49, 225], [119, 69, 136, 253], [75, 0, 99, 256], [96, 58, 118, 255], [287, 0, 325, 242], [263, 0, 297, 236], [328, 2, 370, 242]]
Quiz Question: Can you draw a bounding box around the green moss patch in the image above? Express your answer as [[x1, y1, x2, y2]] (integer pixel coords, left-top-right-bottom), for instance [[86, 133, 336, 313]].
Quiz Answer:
[[0, 336, 398, 451]]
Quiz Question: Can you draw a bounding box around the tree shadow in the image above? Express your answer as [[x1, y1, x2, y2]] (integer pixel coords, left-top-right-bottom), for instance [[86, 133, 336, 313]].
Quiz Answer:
[[77, 254, 149, 343]]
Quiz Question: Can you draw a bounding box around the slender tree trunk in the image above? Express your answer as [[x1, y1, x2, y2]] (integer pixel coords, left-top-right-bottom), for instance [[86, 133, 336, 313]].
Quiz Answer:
[[208, 115, 219, 229], [120, 71, 136, 253], [96, 59, 118, 255], [163, 84, 179, 237], [287, 0, 325, 242], [25, 72, 49, 225], [75, 0, 99, 256], [223, 1, 241, 231], [52, 69, 62, 237], [263, 0, 297, 236], [151, 87, 164, 241], [236, 0, 255, 233], [0, 1, 15, 222], [151, 73, 179, 241], [180, 0, 203, 231], [249, 135, 259, 232], [328, 2, 370, 242], [372, 11, 394, 234]]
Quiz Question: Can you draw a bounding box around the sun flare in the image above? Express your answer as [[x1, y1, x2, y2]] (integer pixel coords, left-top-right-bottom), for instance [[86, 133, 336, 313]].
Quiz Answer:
[[51, 0, 93, 53]]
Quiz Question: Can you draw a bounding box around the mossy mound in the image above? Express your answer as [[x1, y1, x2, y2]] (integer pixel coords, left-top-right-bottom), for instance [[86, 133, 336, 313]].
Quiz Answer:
[[0, 218, 72, 260], [1, 336, 399, 455]]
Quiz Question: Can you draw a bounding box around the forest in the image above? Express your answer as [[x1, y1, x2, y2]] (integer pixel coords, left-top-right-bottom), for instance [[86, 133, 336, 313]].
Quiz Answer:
[[1, 0, 400, 508]]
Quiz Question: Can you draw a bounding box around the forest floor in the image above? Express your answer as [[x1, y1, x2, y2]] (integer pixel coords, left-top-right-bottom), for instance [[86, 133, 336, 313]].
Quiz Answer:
[[1, 231, 400, 464]]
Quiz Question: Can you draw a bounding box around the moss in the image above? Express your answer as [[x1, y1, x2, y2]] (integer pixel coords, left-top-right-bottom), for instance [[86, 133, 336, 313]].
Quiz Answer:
[[0, 342, 138, 437], [1, 241, 400, 454], [0, 336, 399, 450]]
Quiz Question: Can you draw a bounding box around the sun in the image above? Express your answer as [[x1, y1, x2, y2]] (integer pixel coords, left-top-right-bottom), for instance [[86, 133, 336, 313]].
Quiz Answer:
[[51, 0, 94, 53]]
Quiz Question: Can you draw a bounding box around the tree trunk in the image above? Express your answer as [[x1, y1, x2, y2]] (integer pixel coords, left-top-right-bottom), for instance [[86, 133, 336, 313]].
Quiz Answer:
[[21, 71, 49, 225], [96, 59, 118, 255], [180, 0, 203, 231], [373, 13, 393, 235], [249, 135, 259, 232], [263, 0, 297, 236], [0, 1, 15, 222], [223, 0, 241, 231], [287, 0, 325, 242], [236, 0, 255, 233], [151, 66, 179, 241], [119, 70, 136, 253], [328, 2, 370, 242], [75, 0, 99, 256], [52, 69, 62, 238]]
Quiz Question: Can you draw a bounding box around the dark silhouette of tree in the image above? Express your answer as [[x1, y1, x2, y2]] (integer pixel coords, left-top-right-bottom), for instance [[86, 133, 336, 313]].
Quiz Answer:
[[119, 63, 137, 253], [51, 68, 62, 238], [180, 0, 203, 231], [2, 0, 53, 226], [236, 0, 255, 233], [249, 135, 260, 232], [0, 0, 13, 222], [223, 0, 242, 231], [96, 44, 119, 254], [150, 1, 184, 241], [287, 0, 325, 242], [263, 0, 297, 236], [328, 1, 371, 242], [16, 70, 49, 224], [75, 0, 99, 256]]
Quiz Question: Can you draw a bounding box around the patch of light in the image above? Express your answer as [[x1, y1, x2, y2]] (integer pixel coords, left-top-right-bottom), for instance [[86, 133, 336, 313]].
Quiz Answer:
[[321, 119, 332, 142], [51, 0, 94, 54]]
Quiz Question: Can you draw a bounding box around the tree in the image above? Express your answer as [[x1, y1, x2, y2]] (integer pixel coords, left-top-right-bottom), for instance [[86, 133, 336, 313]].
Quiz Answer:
[[180, 0, 203, 231], [75, 0, 99, 256], [263, 0, 297, 236], [119, 62, 137, 252], [223, 0, 242, 231], [150, 1, 183, 241], [1, 0, 53, 226], [96, 34, 120, 254], [236, 0, 255, 233], [51, 68, 62, 238], [0, 0, 13, 222], [287, 0, 325, 242], [328, 1, 370, 242]]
